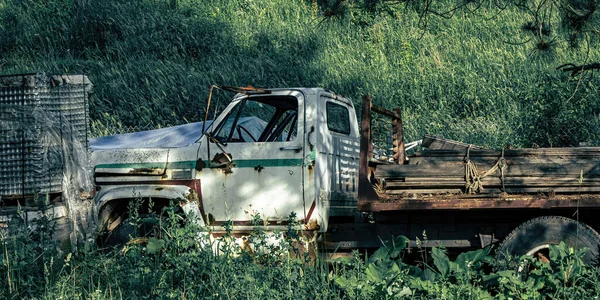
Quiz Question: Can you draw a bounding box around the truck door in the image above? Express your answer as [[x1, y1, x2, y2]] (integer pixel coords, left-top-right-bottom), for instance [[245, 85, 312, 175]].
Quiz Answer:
[[197, 91, 306, 228], [315, 93, 360, 224]]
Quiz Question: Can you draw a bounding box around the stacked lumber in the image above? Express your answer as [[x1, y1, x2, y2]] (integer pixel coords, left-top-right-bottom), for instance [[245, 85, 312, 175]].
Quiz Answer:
[[376, 136, 600, 196]]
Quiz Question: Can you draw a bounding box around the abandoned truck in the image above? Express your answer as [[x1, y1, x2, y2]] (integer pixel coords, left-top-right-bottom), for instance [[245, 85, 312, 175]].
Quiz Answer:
[[91, 87, 600, 262]]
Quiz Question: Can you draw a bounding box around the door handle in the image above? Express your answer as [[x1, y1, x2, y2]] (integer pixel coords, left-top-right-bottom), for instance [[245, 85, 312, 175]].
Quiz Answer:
[[307, 126, 315, 151], [279, 146, 302, 153]]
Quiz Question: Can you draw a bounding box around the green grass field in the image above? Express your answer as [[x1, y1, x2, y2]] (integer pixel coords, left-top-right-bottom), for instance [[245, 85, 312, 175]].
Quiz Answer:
[[1, 0, 599, 147]]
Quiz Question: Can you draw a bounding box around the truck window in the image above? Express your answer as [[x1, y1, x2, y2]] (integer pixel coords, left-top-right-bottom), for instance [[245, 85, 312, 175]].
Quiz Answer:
[[326, 102, 350, 135], [212, 96, 298, 143]]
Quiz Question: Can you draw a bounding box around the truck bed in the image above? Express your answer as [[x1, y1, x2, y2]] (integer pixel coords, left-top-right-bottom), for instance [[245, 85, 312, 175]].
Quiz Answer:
[[361, 137, 600, 212]]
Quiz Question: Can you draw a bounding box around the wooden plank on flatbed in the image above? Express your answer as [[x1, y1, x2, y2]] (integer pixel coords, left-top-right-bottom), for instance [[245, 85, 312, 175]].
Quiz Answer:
[[358, 194, 600, 211], [386, 177, 600, 188], [385, 188, 464, 195], [376, 162, 600, 178], [412, 148, 600, 158], [409, 156, 600, 165]]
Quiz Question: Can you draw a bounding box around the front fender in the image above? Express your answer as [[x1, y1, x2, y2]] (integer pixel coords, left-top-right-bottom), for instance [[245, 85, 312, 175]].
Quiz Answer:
[[95, 184, 204, 226]]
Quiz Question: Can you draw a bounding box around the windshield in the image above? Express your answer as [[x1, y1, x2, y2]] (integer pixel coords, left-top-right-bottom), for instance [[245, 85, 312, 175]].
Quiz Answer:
[[212, 96, 298, 143]]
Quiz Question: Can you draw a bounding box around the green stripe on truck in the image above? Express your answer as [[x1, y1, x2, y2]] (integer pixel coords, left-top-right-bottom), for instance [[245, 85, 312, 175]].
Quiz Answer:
[[96, 158, 303, 170]]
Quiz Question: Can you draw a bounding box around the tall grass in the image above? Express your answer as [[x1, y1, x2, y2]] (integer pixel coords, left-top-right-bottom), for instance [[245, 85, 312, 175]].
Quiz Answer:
[[0, 0, 599, 146], [1, 203, 340, 299], [4, 203, 600, 299]]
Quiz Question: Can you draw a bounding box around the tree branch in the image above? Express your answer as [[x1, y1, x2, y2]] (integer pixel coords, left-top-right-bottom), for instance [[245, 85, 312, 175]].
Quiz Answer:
[[557, 62, 600, 76]]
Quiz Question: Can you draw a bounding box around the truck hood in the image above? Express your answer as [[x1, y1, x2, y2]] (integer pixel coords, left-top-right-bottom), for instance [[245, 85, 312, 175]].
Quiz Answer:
[[92, 148, 170, 176], [89, 116, 267, 151], [90, 117, 268, 176], [90, 121, 213, 151]]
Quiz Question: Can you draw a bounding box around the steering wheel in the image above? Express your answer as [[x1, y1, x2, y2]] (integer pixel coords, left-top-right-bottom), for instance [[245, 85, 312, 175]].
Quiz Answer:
[[236, 125, 256, 142]]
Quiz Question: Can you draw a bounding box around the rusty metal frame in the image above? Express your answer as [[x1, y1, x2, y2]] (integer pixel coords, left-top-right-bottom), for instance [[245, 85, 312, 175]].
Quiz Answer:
[[358, 96, 379, 201], [358, 194, 600, 212], [358, 95, 405, 201], [361, 97, 405, 164]]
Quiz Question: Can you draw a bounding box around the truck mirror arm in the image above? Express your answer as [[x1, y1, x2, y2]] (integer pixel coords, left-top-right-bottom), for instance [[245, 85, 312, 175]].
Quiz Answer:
[[205, 132, 228, 147]]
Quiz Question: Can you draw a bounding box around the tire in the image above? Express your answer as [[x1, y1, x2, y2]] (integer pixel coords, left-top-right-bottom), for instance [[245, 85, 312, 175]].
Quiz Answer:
[[104, 214, 159, 246], [98, 198, 179, 246], [496, 216, 600, 267]]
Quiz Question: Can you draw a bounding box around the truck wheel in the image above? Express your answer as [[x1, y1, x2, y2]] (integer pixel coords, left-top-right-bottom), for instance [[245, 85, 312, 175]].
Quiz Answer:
[[496, 216, 600, 268], [98, 198, 179, 246], [105, 214, 159, 246]]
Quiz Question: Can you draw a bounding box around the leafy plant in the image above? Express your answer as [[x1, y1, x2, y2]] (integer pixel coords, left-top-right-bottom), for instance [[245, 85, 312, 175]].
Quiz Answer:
[[490, 241, 594, 299]]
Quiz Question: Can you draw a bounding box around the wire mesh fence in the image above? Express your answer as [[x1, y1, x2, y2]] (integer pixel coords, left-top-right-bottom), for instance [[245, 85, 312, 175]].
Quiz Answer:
[[0, 73, 93, 197]]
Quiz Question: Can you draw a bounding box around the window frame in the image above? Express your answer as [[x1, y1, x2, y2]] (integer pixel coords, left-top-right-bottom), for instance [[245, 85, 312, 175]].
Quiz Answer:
[[211, 96, 299, 143], [325, 101, 351, 135]]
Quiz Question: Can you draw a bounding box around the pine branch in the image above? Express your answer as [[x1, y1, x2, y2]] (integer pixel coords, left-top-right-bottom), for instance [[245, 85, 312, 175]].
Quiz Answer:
[[557, 62, 600, 76]]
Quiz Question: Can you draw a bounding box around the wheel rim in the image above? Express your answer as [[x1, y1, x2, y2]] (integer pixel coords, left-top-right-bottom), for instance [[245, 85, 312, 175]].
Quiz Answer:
[[525, 244, 551, 256], [518, 243, 552, 273]]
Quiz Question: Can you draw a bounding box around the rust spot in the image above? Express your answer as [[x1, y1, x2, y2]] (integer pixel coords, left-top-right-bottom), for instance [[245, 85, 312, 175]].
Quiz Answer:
[[304, 219, 320, 231], [212, 153, 231, 164], [186, 189, 199, 202], [174, 198, 187, 207], [239, 235, 254, 255], [222, 163, 234, 174], [538, 253, 550, 264], [211, 153, 234, 174], [254, 165, 264, 172]]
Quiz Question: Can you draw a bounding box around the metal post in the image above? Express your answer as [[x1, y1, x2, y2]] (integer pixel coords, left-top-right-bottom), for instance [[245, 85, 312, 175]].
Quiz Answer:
[[392, 108, 405, 164], [358, 95, 379, 201]]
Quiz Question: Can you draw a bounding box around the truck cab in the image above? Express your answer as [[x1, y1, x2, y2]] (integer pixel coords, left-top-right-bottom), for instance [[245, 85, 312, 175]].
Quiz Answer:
[[92, 88, 360, 239]]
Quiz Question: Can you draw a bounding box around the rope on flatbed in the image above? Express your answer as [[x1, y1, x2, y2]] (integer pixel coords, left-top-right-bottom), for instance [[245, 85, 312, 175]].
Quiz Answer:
[[464, 146, 507, 194]]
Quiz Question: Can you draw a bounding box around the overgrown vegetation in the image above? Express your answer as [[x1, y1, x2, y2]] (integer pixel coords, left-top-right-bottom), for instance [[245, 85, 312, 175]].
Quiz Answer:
[[3, 205, 600, 299], [1, 0, 599, 147], [3, 1, 600, 298]]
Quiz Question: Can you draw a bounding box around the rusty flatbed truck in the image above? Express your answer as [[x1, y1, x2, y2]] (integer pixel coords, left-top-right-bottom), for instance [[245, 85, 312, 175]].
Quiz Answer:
[[92, 87, 600, 261]]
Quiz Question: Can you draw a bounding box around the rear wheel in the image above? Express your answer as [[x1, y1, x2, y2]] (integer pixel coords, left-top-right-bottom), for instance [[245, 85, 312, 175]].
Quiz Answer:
[[496, 216, 600, 268]]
